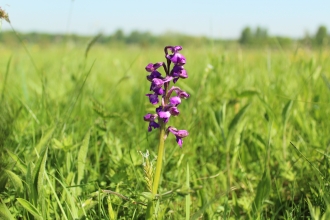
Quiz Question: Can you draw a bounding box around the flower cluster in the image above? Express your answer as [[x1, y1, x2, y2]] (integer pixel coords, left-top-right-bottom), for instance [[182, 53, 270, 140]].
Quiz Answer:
[[144, 46, 189, 147]]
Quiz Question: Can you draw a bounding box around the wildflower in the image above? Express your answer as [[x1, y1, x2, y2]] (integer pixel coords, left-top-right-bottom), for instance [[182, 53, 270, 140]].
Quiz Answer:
[[157, 105, 180, 123], [167, 127, 189, 147], [169, 96, 181, 106], [143, 45, 190, 147], [177, 90, 190, 99], [166, 86, 190, 101], [146, 93, 159, 105], [166, 53, 186, 65], [146, 71, 162, 82], [171, 65, 188, 83], [144, 113, 160, 132], [145, 62, 164, 72], [158, 110, 171, 123], [165, 46, 182, 54], [146, 62, 164, 82], [144, 46, 191, 216], [164, 46, 186, 65], [150, 76, 173, 94], [168, 106, 179, 116]]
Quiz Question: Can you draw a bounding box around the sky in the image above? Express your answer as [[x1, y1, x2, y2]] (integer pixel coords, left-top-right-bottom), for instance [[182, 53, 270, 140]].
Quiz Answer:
[[1, 0, 330, 39]]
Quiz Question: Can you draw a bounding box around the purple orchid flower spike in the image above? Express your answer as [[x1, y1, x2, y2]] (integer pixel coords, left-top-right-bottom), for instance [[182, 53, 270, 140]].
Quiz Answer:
[[144, 45, 189, 147], [144, 46, 191, 215], [167, 126, 189, 147]]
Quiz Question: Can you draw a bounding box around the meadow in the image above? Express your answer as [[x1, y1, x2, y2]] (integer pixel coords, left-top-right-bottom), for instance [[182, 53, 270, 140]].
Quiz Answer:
[[0, 41, 330, 219]]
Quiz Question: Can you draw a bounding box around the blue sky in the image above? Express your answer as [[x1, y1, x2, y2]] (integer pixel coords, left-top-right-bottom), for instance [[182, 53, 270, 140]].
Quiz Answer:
[[1, 0, 330, 39]]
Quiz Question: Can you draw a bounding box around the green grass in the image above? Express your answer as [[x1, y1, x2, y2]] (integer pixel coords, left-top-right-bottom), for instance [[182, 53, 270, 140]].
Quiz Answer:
[[1, 42, 330, 219]]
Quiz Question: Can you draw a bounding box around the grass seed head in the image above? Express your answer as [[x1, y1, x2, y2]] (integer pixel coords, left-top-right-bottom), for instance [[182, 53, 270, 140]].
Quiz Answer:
[[0, 7, 10, 23]]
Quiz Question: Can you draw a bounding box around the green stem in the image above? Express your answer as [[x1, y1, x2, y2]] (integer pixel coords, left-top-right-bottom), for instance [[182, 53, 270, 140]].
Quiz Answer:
[[146, 120, 166, 219], [152, 120, 166, 194], [146, 200, 154, 219]]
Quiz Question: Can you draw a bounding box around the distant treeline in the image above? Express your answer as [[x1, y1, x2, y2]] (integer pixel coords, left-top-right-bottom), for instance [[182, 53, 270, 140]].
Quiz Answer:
[[239, 25, 329, 48], [0, 26, 329, 48]]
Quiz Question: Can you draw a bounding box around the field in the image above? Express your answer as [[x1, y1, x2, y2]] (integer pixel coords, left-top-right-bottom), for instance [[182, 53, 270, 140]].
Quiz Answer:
[[1, 41, 330, 219]]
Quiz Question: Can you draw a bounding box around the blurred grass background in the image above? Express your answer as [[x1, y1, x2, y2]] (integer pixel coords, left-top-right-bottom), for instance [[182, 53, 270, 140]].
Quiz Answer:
[[0, 41, 330, 219]]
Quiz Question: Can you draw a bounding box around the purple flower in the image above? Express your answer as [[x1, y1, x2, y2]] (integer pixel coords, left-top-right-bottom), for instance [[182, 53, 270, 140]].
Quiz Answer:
[[170, 96, 181, 106], [146, 62, 164, 82], [143, 113, 155, 121], [144, 113, 160, 132], [151, 78, 164, 89], [177, 90, 190, 99], [157, 106, 180, 123], [167, 126, 189, 147], [158, 110, 171, 118], [166, 87, 190, 101], [166, 53, 186, 66], [145, 62, 163, 72], [171, 46, 182, 53], [155, 106, 162, 113], [168, 106, 179, 116], [147, 71, 162, 82], [158, 110, 171, 123], [164, 46, 186, 66], [153, 87, 164, 95], [146, 93, 159, 105], [165, 46, 182, 54], [171, 65, 188, 83], [150, 76, 173, 92]]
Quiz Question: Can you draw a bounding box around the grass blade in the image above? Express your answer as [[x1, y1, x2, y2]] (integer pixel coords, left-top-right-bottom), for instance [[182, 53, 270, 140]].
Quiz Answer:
[[0, 199, 15, 220], [32, 146, 48, 194], [85, 33, 102, 58], [228, 103, 250, 133], [6, 149, 27, 175], [1, 55, 12, 102], [44, 172, 69, 220], [4, 169, 23, 194], [49, 173, 78, 219], [107, 196, 116, 220], [238, 89, 259, 98], [16, 198, 42, 219], [251, 170, 271, 217], [282, 100, 293, 124], [35, 127, 55, 154], [38, 147, 48, 218], [185, 163, 191, 220], [77, 129, 91, 186]]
